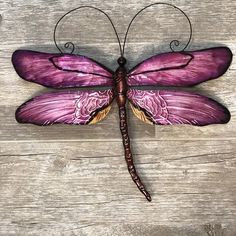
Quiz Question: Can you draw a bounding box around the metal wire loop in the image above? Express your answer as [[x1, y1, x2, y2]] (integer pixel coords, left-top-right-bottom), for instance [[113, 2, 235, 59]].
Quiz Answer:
[[122, 2, 193, 55], [53, 6, 123, 56]]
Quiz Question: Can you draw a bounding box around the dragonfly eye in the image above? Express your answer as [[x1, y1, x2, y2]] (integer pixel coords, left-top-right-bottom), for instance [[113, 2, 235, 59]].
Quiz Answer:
[[117, 57, 127, 66]]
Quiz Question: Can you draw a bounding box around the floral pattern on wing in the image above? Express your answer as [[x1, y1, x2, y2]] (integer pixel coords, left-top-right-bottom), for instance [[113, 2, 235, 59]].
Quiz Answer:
[[16, 89, 114, 125], [127, 89, 230, 126]]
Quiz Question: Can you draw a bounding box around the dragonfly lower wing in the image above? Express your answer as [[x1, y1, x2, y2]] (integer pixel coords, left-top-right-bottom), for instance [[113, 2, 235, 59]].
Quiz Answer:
[[127, 89, 230, 126], [16, 89, 114, 125]]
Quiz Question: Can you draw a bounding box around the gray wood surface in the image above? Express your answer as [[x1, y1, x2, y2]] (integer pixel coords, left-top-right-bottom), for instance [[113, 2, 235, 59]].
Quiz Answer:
[[0, 0, 236, 235]]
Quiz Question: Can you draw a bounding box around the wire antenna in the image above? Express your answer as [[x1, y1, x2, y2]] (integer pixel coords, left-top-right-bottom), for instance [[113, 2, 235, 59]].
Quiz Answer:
[[122, 3, 193, 55], [53, 6, 123, 56]]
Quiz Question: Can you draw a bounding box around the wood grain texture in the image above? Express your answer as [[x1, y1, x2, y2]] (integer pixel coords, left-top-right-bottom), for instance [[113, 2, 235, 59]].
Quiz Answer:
[[0, 0, 236, 235]]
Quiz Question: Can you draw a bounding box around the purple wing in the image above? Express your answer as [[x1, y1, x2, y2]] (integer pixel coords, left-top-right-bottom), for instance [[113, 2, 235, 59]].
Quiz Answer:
[[127, 89, 230, 126], [127, 47, 232, 86], [12, 50, 113, 88], [16, 89, 114, 125]]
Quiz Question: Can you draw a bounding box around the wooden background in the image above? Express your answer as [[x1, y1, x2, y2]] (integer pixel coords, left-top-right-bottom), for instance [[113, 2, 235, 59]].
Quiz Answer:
[[0, 0, 236, 235]]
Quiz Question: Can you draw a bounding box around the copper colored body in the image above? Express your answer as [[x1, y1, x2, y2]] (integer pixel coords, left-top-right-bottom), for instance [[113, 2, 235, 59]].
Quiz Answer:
[[114, 57, 151, 202]]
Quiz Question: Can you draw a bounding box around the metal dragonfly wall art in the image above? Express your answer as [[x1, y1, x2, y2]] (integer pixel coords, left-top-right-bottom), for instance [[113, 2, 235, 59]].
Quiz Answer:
[[12, 3, 232, 201]]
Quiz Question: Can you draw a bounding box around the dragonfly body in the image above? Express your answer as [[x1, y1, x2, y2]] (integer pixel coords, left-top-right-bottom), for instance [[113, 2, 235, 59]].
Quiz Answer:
[[115, 57, 128, 107], [115, 57, 152, 201]]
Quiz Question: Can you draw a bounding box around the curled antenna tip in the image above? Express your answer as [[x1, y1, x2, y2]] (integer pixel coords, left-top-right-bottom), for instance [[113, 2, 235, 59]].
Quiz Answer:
[[53, 5, 123, 56], [122, 3, 193, 54]]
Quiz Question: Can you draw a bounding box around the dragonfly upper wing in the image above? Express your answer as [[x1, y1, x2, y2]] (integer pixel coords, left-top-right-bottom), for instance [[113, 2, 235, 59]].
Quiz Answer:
[[127, 89, 230, 126], [127, 47, 232, 86], [16, 89, 114, 125], [12, 50, 113, 88]]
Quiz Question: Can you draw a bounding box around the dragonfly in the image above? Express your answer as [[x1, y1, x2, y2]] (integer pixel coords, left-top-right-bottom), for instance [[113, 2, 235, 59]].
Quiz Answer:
[[12, 3, 232, 201]]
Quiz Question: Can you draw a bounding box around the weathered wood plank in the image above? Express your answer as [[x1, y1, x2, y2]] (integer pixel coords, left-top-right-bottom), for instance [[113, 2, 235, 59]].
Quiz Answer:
[[0, 140, 236, 235], [1, 103, 235, 142]]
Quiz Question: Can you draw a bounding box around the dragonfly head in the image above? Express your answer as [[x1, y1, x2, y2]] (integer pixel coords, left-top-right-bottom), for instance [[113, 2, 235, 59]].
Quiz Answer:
[[117, 57, 127, 66]]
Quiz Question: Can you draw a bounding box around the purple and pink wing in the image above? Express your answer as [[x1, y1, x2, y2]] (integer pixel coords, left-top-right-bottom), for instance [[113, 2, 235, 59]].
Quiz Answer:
[[12, 50, 113, 88], [16, 89, 114, 125], [127, 89, 230, 126], [127, 47, 232, 86]]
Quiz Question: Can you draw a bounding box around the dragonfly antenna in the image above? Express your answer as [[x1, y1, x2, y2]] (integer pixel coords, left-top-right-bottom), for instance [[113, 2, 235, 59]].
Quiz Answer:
[[122, 2, 193, 55], [53, 6, 123, 56]]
